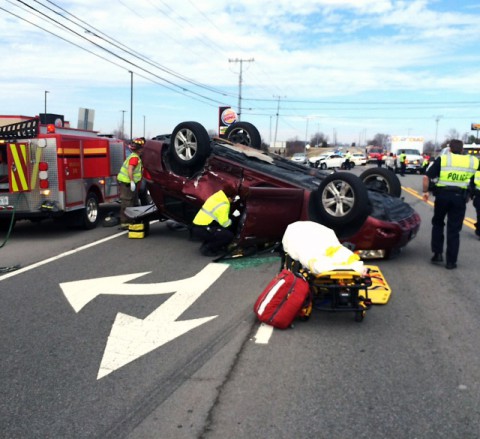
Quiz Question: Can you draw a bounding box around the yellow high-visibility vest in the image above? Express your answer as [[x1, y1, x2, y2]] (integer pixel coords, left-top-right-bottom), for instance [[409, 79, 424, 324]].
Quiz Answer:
[[437, 153, 479, 189], [193, 190, 232, 228], [474, 170, 480, 189], [117, 152, 143, 183]]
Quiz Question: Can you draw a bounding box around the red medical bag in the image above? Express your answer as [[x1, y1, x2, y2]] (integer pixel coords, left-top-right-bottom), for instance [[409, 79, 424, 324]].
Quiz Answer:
[[254, 269, 310, 329]]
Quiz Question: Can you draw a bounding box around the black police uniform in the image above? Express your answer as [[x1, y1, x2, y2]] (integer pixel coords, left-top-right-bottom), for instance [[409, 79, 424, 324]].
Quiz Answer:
[[426, 156, 478, 267]]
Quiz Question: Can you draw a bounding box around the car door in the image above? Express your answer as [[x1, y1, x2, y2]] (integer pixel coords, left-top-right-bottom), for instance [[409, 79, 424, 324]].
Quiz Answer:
[[235, 186, 305, 246]]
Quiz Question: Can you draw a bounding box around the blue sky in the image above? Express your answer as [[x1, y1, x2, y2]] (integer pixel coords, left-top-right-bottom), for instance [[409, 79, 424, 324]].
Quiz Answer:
[[2, 0, 480, 146]]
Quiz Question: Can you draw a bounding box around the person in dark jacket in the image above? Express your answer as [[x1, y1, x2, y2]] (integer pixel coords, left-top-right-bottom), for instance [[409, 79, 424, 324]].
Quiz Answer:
[[423, 139, 479, 269]]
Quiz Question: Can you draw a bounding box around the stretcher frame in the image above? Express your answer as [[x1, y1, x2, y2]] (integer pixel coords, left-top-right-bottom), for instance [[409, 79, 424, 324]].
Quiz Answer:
[[282, 253, 392, 322]]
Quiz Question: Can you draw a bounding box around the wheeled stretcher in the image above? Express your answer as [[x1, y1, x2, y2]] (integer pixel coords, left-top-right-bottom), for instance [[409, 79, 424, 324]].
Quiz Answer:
[[281, 221, 391, 322]]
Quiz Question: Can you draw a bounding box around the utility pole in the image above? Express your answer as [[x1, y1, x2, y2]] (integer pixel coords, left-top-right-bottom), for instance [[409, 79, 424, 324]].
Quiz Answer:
[[273, 95, 285, 148], [228, 58, 254, 121]]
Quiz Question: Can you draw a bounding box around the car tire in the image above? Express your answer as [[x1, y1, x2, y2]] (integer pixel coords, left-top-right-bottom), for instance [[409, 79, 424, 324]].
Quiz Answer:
[[359, 167, 402, 197], [225, 122, 262, 149], [309, 172, 370, 230], [170, 121, 212, 169], [320, 162, 327, 170]]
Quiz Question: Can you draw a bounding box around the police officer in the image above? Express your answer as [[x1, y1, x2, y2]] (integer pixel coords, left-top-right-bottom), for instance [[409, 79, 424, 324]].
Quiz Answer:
[[422, 139, 480, 269], [342, 151, 352, 170], [472, 169, 480, 239], [191, 189, 236, 257]]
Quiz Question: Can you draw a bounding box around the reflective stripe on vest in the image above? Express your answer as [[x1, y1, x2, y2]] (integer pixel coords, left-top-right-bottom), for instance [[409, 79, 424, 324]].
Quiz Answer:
[[437, 153, 478, 189], [117, 152, 142, 183], [193, 190, 232, 228], [475, 170, 480, 189]]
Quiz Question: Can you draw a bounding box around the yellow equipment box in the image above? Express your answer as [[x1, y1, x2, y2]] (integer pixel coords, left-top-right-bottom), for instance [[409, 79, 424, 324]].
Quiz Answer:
[[129, 223, 145, 231]]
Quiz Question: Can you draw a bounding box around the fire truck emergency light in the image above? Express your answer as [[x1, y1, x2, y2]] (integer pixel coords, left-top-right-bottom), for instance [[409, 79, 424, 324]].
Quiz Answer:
[[46, 124, 55, 133]]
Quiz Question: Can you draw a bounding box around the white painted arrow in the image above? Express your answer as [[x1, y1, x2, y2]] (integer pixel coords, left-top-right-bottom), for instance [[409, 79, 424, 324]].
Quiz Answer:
[[59, 263, 230, 379], [60, 263, 228, 313]]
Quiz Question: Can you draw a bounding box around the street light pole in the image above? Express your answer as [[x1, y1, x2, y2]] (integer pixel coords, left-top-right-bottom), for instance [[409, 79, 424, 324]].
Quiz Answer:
[[44, 90, 49, 117], [129, 71, 133, 141], [434, 115, 443, 154], [143, 115, 146, 137], [121, 110, 126, 139]]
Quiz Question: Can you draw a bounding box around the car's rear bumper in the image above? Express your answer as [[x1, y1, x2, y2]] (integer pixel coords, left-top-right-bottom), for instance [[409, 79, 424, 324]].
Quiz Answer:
[[340, 212, 421, 258]]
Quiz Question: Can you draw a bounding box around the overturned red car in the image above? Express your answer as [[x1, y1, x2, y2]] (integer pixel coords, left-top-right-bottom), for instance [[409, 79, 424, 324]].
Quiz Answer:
[[139, 121, 420, 259]]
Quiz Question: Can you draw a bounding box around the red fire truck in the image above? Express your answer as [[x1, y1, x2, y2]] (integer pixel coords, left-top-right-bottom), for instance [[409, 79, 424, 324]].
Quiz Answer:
[[0, 115, 125, 231]]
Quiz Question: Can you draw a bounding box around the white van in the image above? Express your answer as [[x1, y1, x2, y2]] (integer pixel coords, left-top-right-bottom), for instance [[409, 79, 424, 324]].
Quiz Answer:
[[391, 147, 423, 174]]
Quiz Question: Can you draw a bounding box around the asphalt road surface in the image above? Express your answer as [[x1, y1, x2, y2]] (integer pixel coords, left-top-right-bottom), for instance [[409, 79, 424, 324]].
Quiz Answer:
[[1, 170, 480, 439]]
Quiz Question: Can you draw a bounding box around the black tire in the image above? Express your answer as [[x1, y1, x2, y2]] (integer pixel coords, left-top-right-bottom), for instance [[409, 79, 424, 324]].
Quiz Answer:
[[359, 167, 402, 197], [82, 192, 100, 229], [320, 162, 327, 170], [170, 121, 212, 170], [225, 122, 261, 149], [308, 172, 370, 229], [0, 217, 16, 232]]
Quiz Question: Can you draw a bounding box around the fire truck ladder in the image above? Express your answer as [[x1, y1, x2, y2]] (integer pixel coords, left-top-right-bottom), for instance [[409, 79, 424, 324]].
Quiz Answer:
[[0, 118, 39, 140]]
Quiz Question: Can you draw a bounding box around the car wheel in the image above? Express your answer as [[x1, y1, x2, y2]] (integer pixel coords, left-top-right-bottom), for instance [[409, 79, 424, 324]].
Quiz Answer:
[[82, 192, 100, 229], [359, 168, 402, 197], [170, 121, 212, 169], [320, 162, 327, 170], [225, 122, 262, 149], [309, 172, 370, 229]]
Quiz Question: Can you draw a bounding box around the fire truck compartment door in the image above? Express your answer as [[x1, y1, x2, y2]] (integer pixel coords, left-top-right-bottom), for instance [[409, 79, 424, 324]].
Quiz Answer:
[[7, 142, 31, 192]]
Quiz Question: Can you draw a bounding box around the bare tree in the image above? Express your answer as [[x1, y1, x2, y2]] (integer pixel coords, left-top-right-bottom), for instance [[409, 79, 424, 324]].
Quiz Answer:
[[445, 128, 460, 141], [309, 131, 329, 147], [367, 133, 389, 148]]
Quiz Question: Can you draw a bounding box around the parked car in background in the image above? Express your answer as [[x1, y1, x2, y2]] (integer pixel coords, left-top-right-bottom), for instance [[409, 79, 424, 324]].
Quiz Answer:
[[152, 134, 171, 144], [291, 152, 308, 164], [351, 153, 367, 166], [137, 120, 420, 260], [316, 153, 345, 170]]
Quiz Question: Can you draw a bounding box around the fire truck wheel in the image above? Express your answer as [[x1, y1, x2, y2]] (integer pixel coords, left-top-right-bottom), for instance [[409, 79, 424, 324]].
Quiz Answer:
[[82, 192, 100, 229], [0, 217, 16, 231]]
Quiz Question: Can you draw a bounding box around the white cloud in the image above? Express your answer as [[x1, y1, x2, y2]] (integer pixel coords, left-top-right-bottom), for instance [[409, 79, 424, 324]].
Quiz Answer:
[[1, 0, 480, 143]]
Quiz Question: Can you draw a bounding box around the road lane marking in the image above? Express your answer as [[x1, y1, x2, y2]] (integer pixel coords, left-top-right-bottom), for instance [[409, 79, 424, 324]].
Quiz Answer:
[[254, 323, 274, 344], [402, 185, 476, 229], [0, 231, 128, 282], [58, 262, 230, 379]]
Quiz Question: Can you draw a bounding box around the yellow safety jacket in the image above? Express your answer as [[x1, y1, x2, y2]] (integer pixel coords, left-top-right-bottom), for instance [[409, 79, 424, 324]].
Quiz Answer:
[[437, 153, 479, 190], [399, 153, 406, 163], [474, 170, 480, 190], [193, 190, 232, 228], [117, 152, 143, 184]]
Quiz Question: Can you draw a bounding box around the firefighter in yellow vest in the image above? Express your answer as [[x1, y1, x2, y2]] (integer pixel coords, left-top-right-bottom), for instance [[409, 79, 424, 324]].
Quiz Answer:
[[472, 169, 480, 239], [117, 137, 145, 229], [423, 139, 480, 269], [191, 189, 235, 257], [398, 150, 407, 176]]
